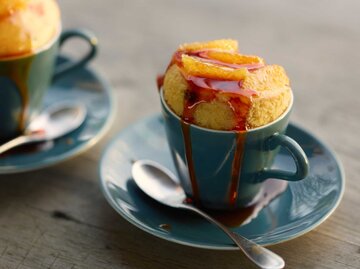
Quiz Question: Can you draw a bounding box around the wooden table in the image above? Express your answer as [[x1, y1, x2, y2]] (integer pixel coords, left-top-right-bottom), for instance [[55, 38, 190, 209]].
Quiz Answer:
[[0, 0, 359, 268]]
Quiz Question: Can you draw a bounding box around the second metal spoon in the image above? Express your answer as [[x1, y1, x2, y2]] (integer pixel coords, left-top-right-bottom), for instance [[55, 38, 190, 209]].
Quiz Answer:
[[0, 101, 87, 155]]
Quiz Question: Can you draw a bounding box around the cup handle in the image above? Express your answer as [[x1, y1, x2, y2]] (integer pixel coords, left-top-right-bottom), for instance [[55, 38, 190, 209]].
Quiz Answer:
[[53, 29, 98, 81], [256, 133, 309, 182]]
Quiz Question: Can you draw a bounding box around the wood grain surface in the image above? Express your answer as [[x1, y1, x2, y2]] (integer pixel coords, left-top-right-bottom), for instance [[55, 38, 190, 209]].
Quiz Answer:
[[0, 0, 359, 268]]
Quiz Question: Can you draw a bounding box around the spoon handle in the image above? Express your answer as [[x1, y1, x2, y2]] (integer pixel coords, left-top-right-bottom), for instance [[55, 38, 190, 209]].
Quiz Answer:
[[0, 135, 36, 154], [179, 203, 284, 269]]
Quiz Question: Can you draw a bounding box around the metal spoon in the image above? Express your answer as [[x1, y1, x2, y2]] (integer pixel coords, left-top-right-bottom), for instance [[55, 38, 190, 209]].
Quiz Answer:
[[132, 160, 285, 269], [0, 101, 87, 154]]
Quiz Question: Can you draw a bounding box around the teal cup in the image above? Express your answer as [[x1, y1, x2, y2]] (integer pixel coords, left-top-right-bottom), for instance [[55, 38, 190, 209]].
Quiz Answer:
[[160, 90, 309, 209], [0, 28, 97, 142]]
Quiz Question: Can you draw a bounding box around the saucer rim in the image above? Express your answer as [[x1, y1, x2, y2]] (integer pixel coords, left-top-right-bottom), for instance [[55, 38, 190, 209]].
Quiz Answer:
[[99, 114, 345, 249], [0, 56, 116, 174]]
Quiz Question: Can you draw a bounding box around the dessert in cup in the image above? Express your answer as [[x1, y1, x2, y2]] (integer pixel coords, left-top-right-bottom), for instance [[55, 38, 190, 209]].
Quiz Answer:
[[158, 40, 309, 212], [0, 0, 97, 142]]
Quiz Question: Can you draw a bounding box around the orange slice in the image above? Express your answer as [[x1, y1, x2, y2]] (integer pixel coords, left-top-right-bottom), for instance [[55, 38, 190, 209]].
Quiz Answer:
[[181, 55, 248, 80], [179, 39, 238, 53], [204, 51, 265, 65]]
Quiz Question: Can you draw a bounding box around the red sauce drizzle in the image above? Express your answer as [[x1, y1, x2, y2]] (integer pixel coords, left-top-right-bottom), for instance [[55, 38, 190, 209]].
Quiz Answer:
[[156, 74, 164, 91], [157, 49, 261, 206], [181, 121, 200, 202], [229, 132, 246, 207]]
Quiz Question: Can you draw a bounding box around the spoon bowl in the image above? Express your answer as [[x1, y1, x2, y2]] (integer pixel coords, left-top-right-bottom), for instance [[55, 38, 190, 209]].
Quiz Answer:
[[132, 160, 186, 207], [0, 101, 87, 154], [28, 101, 87, 139]]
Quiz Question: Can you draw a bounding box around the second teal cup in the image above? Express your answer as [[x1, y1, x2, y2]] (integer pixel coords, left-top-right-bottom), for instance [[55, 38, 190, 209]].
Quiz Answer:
[[160, 90, 309, 209], [0, 28, 97, 142]]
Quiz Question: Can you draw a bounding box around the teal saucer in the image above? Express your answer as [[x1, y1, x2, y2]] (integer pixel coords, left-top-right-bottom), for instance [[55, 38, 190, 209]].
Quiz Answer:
[[0, 56, 115, 174], [100, 114, 344, 249]]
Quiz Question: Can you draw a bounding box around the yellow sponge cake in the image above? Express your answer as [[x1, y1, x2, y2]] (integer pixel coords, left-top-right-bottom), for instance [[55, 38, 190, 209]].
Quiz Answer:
[[0, 0, 60, 58], [161, 39, 291, 131]]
